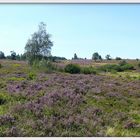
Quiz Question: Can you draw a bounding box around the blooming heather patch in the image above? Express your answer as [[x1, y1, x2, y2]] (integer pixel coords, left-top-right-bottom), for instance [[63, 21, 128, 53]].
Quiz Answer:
[[0, 60, 140, 136]]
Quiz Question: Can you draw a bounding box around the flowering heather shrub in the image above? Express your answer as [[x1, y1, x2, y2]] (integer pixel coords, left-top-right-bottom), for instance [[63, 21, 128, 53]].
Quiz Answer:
[[123, 120, 137, 129], [106, 92, 122, 99], [5, 126, 21, 137], [7, 84, 23, 93], [0, 115, 15, 125]]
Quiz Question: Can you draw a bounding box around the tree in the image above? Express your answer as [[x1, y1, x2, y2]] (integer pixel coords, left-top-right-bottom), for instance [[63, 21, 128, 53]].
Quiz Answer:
[[105, 54, 111, 60], [74, 53, 78, 59], [116, 57, 122, 60], [25, 22, 53, 65], [16, 54, 20, 61], [20, 53, 27, 61], [92, 52, 102, 61], [10, 51, 16, 60], [0, 51, 5, 59], [98, 55, 102, 61]]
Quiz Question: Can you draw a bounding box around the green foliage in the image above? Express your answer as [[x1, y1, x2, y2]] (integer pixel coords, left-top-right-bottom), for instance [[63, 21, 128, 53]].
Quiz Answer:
[[20, 53, 27, 61], [125, 74, 131, 79], [110, 69, 117, 74], [105, 54, 112, 60], [0, 63, 2, 68], [10, 51, 16, 60], [32, 59, 40, 68], [65, 64, 81, 74], [98, 63, 134, 72], [0, 97, 7, 105], [92, 52, 102, 61], [27, 72, 37, 80], [120, 64, 134, 71], [25, 22, 53, 65], [138, 63, 140, 68], [0, 51, 5, 59], [73, 53, 78, 60], [47, 56, 67, 62], [81, 66, 97, 74], [98, 64, 120, 72], [40, 59, 57, 73], [15, 54, 20, 61], [8, 77, 25, 81], [119, 60, 127, 66], [39, 59, 51, 68], [116, 57, 122, 60], [12, 63, 21, 68], [0, 81, 6, 89]]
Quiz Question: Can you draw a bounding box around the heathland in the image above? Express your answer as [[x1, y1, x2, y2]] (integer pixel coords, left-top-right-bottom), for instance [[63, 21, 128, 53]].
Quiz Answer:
[[0, 59, 140, 136]]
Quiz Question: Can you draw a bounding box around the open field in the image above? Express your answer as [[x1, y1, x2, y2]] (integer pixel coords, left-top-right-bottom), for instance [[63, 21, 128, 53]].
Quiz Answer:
[[0, 60, 140, 136]]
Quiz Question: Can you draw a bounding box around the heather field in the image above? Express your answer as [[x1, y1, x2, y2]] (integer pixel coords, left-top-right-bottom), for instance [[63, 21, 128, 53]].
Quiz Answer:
[[0, 59, 140, 137]]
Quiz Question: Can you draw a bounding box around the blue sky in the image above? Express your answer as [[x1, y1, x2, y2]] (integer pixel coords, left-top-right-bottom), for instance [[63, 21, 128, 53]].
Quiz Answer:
[[0, 4, 140, 59]]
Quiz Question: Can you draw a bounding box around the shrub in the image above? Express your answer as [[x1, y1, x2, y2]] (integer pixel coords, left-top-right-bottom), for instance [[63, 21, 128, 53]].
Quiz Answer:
[[113, 65, 122, 72], [120, 64, 134, 71], [98, 63, 134, 72], [81, 66, 97, 74], [65, 64, 81, 74], [138, 63, 140, 68], [115, 57, 122, 60], [27, 72, 36, 80], [0, 63, 2, 68], [119, 60, 127, 66], [98, 64, 119, 72]]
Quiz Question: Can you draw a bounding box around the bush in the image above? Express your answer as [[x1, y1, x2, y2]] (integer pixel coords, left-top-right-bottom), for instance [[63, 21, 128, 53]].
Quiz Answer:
[[0, 63, 2, 68], [138, 63, 140, 68], [120, 64, 134, 71], [115, 57, 122, 60], [98, 63, 134, 72], [27, 72, 36, 80], [65, 64, 81, 74], [81, 66, 97, 74], [98, 64, 120, 72], [119, 60, 127, 66]]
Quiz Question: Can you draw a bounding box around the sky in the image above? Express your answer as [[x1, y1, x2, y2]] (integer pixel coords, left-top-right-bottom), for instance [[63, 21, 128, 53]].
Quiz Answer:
[[0, 4, 140, 59]]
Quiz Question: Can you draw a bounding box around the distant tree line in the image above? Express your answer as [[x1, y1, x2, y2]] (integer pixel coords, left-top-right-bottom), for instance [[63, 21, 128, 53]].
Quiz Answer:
[[72, 52, 125, 61], [0, 50, 66, 62]]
